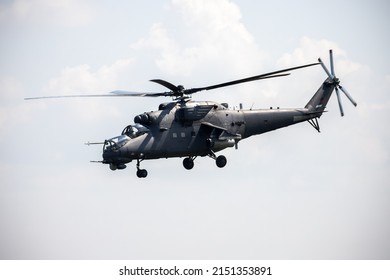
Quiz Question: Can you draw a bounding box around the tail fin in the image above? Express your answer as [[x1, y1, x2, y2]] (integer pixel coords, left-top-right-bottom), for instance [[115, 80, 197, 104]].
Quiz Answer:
[[305, 78, 336, 117]]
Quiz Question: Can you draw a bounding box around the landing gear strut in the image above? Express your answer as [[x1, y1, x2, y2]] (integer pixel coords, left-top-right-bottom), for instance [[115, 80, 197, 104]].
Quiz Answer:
[[136, 158, 148, 178]]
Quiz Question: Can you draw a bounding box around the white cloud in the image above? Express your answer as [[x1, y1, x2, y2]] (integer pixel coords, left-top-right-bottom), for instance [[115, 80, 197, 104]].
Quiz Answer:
[[277, 37, 346, 67], [131, 23, 177, 52], [132, 0, 265, 79], [172, 0, 253, 44], [0, 0, 95, 27], [41, 59, 133, 122], [0, 77, 46, 131], [44, 59, 133, 94]]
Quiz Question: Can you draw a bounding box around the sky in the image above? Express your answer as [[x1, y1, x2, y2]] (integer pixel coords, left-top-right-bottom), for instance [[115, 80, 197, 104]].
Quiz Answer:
[[0, 0, 389, 259]]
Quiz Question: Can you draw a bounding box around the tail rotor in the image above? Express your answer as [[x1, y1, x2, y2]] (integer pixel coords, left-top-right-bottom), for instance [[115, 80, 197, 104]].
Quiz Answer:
[[318, 49, 357, 116]]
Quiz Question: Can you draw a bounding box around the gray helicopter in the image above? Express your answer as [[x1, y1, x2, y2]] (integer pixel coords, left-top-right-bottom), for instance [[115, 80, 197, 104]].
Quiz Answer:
[[26, 50, 356, 178]]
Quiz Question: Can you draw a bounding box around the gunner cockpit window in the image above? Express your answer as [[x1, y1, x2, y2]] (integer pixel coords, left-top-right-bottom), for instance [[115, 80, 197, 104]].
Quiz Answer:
[[103, 135, 129, 152]]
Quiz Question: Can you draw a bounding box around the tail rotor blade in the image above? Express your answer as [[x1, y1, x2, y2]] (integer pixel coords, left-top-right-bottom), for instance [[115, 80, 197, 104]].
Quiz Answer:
[[319, 50, 358, 117], [335, 87, 344, 117], [338, 85, 357, 107], [329, 49, 336, 77], [318, 58, 333, 79]]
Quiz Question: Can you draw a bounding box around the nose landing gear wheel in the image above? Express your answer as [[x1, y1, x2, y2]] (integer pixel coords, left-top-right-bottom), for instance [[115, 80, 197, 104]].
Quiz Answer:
[[216, 155, 227, 168], [136, 158, 147, 178], [136, 169, 148, 178]]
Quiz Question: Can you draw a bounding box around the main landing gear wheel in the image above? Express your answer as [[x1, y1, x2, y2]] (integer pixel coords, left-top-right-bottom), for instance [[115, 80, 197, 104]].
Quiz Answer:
[[208, 151, 227, 168], [216, 155, 227, 168], [183, 157, 194, 170]]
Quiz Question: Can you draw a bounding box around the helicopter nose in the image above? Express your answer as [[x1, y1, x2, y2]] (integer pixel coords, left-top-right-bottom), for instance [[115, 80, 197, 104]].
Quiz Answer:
[[102, 144, 119, 162], [103, 150, 128, 171], [102, 144, 132, 166], [102, 150, 114, 162]]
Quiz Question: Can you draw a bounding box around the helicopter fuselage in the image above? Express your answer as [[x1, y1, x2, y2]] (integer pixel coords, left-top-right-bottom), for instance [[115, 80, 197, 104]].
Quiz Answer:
[[102, 99, 320, 169]]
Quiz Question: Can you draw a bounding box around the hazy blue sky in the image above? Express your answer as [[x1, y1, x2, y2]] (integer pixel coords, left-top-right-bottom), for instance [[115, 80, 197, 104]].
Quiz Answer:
[[1, 0, 389, 259]]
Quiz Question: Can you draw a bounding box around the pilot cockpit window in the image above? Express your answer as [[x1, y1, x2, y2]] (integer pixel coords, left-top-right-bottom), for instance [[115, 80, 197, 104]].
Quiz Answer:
[[121, 124, 149, 139]]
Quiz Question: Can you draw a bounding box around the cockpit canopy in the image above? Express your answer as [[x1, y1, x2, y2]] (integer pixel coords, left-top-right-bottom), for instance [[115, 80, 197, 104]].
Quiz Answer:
[[103, 124, 149, 152], [121, 123, 149, 138]]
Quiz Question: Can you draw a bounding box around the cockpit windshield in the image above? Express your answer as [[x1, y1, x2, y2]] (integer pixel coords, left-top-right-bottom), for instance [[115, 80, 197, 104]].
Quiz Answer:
[[121, 123, 149, 139]]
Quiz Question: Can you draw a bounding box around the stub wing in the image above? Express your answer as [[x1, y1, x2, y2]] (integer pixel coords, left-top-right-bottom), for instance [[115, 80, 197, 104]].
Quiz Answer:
[[200, 122, 241, 151], [200, 122, 242, 139]]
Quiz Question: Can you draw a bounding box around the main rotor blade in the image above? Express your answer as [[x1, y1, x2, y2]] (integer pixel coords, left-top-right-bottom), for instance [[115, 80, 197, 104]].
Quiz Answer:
[[110, 90, 173, 97], [186, 73, 290, 94], [25, 62, 321, 100], [186, 62, 320, 94], [24, 91, 173, 100], [24, 94, 125, 100], [150, 79, 179, 92], [338, 85, 357, 107]]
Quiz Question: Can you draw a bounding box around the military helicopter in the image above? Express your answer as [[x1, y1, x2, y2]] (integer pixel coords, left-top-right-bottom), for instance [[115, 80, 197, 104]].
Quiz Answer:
[[26, 50, 357, 178]]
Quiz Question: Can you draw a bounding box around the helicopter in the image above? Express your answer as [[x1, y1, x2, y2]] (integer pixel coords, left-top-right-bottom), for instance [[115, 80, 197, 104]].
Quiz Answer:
[[26, 50, 357, 178]]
